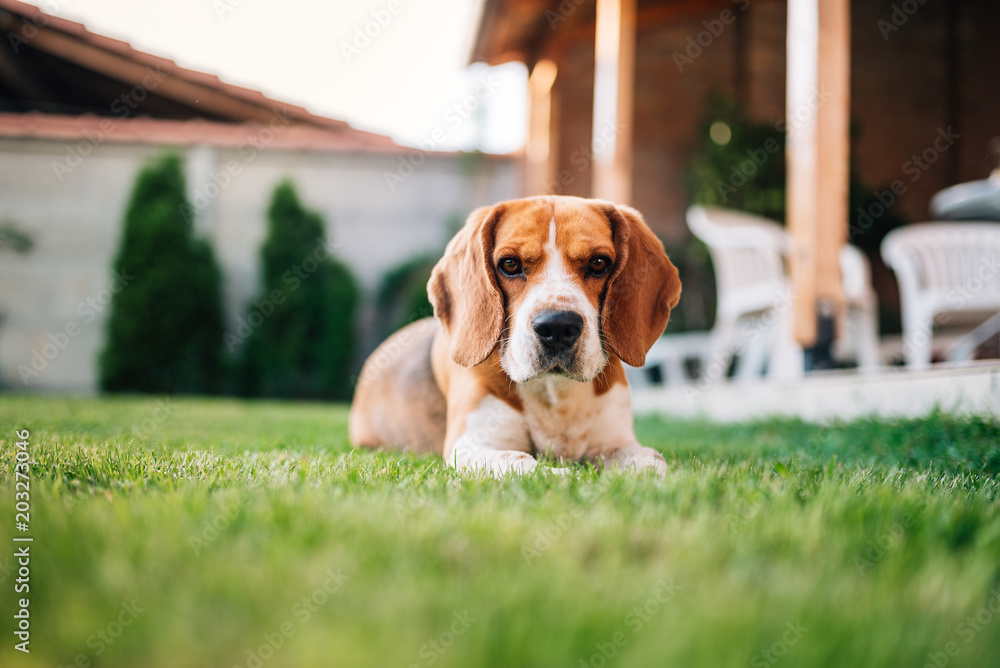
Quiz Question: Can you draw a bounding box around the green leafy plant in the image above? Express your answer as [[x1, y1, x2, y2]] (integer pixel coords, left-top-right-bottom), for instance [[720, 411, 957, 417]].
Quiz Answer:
[[0, 220, 34, 254], [373, 212, 461, 340], [99, 153, 225, 394], [686, 93, 787, 221], [375, 255, 436, 338], [237, 180, 359, 400]]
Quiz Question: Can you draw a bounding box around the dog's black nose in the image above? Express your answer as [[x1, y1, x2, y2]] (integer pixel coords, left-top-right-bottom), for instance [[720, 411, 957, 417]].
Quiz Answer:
[[532, 310, 583, 352]]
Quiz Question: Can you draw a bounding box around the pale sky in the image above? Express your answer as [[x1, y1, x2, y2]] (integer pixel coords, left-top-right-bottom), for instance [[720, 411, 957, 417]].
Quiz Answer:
[[48, 0, 528, 153]]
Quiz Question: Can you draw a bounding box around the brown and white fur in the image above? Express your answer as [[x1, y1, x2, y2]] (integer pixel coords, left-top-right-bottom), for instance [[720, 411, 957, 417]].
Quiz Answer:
[[349, 196, 681, 477]]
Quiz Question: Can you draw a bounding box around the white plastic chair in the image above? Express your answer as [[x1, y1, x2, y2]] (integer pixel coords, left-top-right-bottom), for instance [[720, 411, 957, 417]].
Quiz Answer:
[[881, 222, 1000, 370], [686, 206, 795, 380], [626, 331, 712, 388], [837, 244, 882, 371], [686, 205, 881, 379]]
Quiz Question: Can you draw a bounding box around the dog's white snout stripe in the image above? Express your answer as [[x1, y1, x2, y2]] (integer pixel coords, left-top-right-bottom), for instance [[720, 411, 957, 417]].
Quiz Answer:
[[499, 214, 606, 382]]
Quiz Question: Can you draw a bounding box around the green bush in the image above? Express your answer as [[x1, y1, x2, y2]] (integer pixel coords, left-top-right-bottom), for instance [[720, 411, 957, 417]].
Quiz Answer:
[[237, 181, 358, 400], [375, 255, 435, 338], [99, 153, 225, 394], [686, 94, 787, 221], [373, 212, 461, 340]]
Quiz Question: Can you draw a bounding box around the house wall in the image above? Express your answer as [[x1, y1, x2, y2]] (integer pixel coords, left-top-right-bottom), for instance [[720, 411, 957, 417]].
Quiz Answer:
[[631, 4, 743, 244], [0, 138, 518, 393], [541, 0, 1000, 239]]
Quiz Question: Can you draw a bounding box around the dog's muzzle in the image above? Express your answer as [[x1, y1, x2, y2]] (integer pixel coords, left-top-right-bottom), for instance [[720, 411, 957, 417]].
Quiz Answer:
[[531, 309, 584, 373]]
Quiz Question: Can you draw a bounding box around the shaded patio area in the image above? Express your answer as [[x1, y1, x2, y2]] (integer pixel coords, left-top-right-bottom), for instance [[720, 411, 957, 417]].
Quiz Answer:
[[473, 0, 1000, 420]]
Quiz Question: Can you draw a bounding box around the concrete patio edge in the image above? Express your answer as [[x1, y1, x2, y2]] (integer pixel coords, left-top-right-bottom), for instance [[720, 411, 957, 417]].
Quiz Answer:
[[631, 361, 1000, 422]]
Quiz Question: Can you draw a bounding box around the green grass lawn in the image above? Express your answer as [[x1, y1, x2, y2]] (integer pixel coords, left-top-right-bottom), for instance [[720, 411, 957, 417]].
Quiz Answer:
[[1, 395, 999, 668]]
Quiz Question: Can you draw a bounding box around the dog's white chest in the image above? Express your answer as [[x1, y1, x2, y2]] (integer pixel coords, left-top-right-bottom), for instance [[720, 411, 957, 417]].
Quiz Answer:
[[516, 376, 634, 461]]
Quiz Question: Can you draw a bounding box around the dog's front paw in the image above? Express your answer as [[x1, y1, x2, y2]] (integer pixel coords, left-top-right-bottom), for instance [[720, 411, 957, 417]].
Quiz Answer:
[[498, 451, 539, 475], [454, 450, 539, 477], [606, 446, 667, 478]]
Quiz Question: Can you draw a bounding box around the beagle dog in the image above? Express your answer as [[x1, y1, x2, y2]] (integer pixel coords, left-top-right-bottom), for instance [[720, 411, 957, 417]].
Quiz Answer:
[[349, 196, 681, 477]]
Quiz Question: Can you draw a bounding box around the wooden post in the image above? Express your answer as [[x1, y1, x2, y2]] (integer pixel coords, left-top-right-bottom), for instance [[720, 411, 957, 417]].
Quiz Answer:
[[591, 0, 636, 204], [785, 0, 850, 347], [525, 59, 558, 195]]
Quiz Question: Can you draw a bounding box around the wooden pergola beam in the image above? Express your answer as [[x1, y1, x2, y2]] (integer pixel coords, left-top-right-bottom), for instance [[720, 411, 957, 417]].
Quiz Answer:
[[525, 59, 558, 194], [591, 0, 635, 204], [786, 0, 850, 347]]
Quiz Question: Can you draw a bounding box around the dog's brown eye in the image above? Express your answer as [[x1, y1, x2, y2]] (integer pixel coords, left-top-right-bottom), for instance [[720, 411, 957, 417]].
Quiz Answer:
[[588, 256, 611, 275], [499, 257, 522, 276]]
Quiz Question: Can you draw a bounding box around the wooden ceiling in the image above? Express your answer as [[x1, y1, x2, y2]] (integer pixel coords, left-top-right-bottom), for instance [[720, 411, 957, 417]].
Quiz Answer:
[[471, 0, 771, 68]]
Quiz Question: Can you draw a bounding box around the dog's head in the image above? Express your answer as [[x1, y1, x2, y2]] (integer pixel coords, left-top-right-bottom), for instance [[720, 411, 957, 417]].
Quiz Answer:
[[428, 196, 681, 383]]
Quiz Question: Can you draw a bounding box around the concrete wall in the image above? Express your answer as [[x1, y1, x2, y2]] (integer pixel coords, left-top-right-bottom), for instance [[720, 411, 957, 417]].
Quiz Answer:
[[0, 138, 519, 393]]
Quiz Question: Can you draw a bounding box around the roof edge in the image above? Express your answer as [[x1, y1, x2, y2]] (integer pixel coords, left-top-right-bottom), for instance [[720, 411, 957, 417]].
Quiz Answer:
[[0, 0, 392, 138]]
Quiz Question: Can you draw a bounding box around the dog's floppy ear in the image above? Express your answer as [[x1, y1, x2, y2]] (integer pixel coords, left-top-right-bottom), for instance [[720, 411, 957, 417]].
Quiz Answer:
[[600, 204, 682, 367], [428, 204, 505, 367]]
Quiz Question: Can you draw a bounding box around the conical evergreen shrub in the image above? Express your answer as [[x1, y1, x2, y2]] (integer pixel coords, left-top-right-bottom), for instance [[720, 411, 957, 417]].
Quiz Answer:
[[237, 180, 358, 400], [100, 153, 225, 393]]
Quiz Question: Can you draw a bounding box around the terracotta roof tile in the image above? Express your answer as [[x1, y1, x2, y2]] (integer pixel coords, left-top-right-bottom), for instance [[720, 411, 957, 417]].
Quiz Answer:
[[0, 111, 410, 153]]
